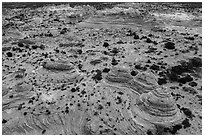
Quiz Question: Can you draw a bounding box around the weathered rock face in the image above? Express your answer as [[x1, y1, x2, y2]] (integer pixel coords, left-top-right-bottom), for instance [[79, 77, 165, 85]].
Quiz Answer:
[[105, 67, 158, 94], [103, 67, 184, 131], [132, 86, 183, 126], [2, 109, 92, 135], [105, 67, 133, 84], [134, 72, 158, 87], [42, 60, 75, 71]]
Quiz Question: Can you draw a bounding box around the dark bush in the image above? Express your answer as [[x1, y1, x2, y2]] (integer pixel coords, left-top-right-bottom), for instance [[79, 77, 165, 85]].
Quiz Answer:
[[164, 42, 175, 49]]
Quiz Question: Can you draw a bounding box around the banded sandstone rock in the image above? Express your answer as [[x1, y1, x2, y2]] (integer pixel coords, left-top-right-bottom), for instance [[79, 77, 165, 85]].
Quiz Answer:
[[132, 86, 184, 126]]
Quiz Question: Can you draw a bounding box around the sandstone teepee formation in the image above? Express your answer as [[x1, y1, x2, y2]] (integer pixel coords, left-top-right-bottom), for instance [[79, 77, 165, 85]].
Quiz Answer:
[[105, 67, 184, 129], [105, 67, 158, 94], [132, 86, 184, 126]]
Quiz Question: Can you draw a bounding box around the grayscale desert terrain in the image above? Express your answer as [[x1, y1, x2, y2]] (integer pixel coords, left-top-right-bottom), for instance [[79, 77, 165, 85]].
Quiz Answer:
[[2, 2, 202, 135]]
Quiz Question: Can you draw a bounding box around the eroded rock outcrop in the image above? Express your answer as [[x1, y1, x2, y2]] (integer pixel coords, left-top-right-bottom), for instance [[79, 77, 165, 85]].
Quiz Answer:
[[105, 67, 158, 94], [131, 86, 184, 126], [42, 60, 75, 71]]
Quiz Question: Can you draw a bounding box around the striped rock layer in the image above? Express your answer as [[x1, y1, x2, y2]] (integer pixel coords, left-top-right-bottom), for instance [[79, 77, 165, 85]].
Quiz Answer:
[[3, 110, 91, 135], [131, 86, 183, 126], [42, 60, 75, 71], [105, 67, 158, 94]]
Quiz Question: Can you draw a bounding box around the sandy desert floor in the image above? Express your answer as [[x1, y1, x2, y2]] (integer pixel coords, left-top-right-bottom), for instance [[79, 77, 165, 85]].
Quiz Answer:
[[2, 2, 202, 135]]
